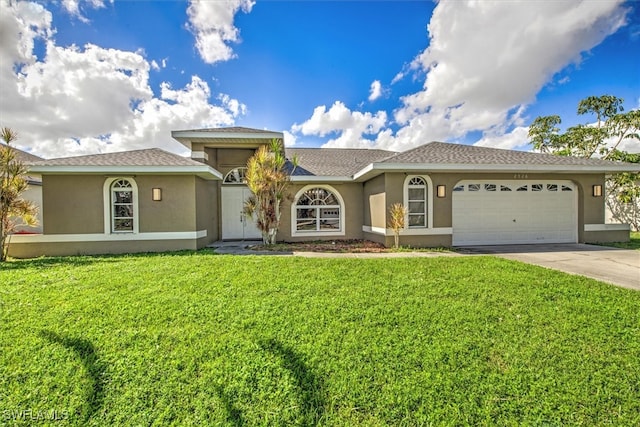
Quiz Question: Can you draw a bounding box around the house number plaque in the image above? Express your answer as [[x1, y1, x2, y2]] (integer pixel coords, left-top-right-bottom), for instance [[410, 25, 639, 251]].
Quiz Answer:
[[513, 174, 528, 179]]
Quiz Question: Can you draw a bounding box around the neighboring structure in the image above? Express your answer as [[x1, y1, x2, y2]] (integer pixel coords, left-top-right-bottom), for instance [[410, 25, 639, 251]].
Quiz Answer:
[[8, 127, 639, 258], [6, 145, 43, 234]]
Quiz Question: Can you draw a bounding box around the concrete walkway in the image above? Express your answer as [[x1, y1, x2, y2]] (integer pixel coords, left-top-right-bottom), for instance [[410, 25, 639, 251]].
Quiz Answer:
[[210, 241, 639, 291], [459, 243, 639, 291], [210, 241, 462, 258]]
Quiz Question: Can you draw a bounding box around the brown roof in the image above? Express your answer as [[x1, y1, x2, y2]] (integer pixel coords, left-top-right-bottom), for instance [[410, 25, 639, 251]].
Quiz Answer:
[[287, 147, 395, 176], [174, 126, 282, 135], [33, 148, 202, 167], [1, 143, 44, 164], [381, 142, 626, 167]]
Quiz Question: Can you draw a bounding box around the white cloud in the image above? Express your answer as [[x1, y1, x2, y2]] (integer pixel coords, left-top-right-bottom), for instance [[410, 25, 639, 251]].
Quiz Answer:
[[186, 0, 254, 64], [386, 0, 629, 151], [368, 80, 383, 102], [61, 0, 109, 23], [291, 101, 387, 148], [0, 0, 243, 158], [474, 126, 531, 151], [294, 1, 630, 152], [282, 130, 297, 147]]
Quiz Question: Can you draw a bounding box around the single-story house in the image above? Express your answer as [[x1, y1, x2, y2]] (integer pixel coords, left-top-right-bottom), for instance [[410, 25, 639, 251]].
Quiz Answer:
[[8, 126, 639, 258]]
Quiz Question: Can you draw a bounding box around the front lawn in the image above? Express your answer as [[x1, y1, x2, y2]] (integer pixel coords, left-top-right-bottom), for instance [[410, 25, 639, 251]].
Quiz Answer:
[[603, 231, 640, 250], [1, 252, 639, 426]]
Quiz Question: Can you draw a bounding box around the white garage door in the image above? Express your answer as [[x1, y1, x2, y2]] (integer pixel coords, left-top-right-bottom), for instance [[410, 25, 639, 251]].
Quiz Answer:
[[452, 180, 577, 246]]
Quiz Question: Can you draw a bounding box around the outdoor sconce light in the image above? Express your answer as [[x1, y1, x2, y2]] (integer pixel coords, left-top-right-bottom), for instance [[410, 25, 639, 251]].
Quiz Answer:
[[152, 188, 162, 201], [592, 185, 602, 197], [437, 185, 446, 198]]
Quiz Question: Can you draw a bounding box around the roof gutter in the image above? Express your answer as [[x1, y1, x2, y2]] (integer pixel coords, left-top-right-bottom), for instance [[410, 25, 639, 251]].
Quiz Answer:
[[290, 175, 353, 183], [28, 165, 223, 181], [353, 162, 640, 181]]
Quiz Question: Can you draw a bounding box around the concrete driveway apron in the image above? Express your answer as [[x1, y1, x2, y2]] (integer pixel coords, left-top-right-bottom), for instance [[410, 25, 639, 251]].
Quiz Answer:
[[459, 243, 639, 291]]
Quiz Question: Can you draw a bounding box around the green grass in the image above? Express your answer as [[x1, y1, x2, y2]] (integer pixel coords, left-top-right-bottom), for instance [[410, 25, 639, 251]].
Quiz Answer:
[[1, 252, 639, 426], [602, 231, 640, 250]]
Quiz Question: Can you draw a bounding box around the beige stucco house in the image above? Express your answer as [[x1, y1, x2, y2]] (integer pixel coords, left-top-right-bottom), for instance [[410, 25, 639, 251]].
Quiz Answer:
[[8, 127, 639, 258]]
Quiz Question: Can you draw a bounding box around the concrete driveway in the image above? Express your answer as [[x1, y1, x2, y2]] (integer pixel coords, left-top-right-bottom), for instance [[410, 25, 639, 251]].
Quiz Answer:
[[459, 244, 639, 291]]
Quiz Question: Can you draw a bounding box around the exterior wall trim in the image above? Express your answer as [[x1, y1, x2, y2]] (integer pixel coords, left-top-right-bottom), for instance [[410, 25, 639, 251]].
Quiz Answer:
[[29, 165, 223, 180], [363, 225, 453, 237], [584, 223, 630, 232], [291, 184, 346, 238], [354, 163, 640, 182], [9, 230, 207, 243], [291, 176, 352, 183], [404, 175, 434, 229], [103, 177, 139, 234], [191, 151, 209, 161]]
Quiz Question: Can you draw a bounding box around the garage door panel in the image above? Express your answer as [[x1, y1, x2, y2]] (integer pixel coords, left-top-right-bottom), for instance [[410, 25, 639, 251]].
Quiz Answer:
[[452, 180, 577, 246]]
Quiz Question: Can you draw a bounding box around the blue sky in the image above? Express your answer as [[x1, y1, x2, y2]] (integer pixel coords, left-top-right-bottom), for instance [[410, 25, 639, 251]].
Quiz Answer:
[[0, 0, 638, 158]]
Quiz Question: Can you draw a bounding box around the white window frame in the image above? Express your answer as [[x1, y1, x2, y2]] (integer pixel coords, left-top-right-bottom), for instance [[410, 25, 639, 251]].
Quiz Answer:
[[403, 175, 434, 229], [291, 185, 345, 237], [103, 177, 139, 234], [223, 167, 248, 184]]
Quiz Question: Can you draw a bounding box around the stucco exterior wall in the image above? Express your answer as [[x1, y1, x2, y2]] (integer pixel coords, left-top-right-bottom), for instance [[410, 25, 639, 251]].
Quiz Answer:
[[42, 175, 105, 234], [42, 175, 199, 235], [196, 177, 219, 245], [136, 175, 196, 233], [365, 171, 612, 247], [8, 239, 199, 258], [10, 173, 213, 258], [363, 174, 386, 228], [211, 148, 256, 176], [278, 182, 364, 242]]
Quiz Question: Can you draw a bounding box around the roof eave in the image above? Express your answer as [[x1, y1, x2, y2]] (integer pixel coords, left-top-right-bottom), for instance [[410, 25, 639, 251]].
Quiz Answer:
[[29, 165, 223, 180], [290, 175, 353, 183], [171, 130, 284, 149], [353, 163, 640, 181]]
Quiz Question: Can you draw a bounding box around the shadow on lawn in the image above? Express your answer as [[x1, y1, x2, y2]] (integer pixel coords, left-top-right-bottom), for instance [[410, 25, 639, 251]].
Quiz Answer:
[[1, 256, 120, 271], [2, 249, 221, 271], [259, 339, 326, 426], [216, 339, 326, 426], [40, 330, 106, 423]]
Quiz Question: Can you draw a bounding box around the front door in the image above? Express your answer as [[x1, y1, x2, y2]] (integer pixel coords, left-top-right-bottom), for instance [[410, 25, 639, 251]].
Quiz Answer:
[[221, 186, 262, 240]]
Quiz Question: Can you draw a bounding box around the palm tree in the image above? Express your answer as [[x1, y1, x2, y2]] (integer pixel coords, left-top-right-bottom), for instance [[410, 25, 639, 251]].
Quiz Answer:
[[1, 127, 38, 261], [387, 203, 407, 249], [243, 139, 297, 245]]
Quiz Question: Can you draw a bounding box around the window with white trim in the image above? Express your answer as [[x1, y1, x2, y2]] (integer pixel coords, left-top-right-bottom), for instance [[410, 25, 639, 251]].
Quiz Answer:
[[295, 187, 342, 232], [407, 176, 427, 228], [223, 167, 248, 184], [111, 179, 134, 232]]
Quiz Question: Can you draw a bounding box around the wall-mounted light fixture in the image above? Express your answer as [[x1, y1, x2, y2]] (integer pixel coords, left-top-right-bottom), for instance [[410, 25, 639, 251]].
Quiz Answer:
[[152, 188, 162, 201], [592, 185, 602, 197], [436, 185, 446, 198]]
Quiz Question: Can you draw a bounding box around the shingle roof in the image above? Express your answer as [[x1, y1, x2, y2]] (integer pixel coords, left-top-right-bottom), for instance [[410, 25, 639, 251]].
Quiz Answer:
[[32, 148, 202, 167], [287, 147, 395, 176], [381, 141, 627, 167], [1, 143, 44, 164], [174, 126, 282, 135]]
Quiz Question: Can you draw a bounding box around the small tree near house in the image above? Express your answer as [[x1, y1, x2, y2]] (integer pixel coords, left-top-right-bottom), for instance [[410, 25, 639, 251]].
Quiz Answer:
[[387, 203, 407, 249], [243, 139, 297, 245], [528, 95, 640, 230], [1, 127, 38, 261]]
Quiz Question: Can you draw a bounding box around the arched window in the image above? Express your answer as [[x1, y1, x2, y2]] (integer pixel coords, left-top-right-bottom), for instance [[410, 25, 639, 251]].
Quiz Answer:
[[223, 167, 248, 184], [103, 178, 138, 233], [111, 179, 134, 232], [405, 176, 429, 228], [293, 186, 343, 234]]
